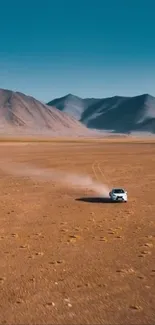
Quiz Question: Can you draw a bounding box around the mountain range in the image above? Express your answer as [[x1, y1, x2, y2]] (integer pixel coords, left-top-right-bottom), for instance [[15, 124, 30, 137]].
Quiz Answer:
[[47, 93, 155, 134], [0, 88, 155, 135]]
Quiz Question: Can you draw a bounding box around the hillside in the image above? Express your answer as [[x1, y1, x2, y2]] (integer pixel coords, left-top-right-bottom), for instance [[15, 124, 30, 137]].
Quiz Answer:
[[0, 89, 92, 136], [47, 94, 155, 133], [47, 94, 99, 121]]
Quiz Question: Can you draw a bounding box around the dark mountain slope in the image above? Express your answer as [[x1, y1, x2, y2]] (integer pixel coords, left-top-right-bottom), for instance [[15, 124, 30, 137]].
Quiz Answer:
[[47, 93, 155, 133]]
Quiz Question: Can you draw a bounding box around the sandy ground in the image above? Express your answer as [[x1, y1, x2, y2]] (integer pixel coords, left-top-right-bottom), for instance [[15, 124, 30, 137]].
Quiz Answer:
[[0, 138, 155, 324]]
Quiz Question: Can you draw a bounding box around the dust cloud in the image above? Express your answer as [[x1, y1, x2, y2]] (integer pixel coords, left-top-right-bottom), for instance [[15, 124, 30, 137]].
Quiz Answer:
[[0, 160, 110, 197]]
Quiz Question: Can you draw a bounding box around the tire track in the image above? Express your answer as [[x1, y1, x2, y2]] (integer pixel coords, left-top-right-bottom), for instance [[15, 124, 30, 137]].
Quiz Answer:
[[90, 161, 101, 220], [96, 161, 111, 188], [92, 160, 110, 188], [92, 161, 100, 183], [89, 161, 111, 221]]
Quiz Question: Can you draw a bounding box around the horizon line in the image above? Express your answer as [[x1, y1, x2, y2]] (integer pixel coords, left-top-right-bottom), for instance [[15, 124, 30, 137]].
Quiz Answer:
[[0, 87, 154, 103]]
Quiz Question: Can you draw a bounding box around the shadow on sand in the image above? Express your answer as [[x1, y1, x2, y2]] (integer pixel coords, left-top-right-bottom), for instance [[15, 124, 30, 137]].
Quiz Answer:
[[75, 197, 113, 204]]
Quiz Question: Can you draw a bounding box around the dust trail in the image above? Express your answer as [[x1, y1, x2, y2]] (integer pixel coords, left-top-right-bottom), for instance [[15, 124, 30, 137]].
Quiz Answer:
[[0, 160, 110, 197]]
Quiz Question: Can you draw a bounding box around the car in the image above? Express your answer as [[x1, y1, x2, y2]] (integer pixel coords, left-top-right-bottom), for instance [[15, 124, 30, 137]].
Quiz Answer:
[[109, 188, 127, 202]]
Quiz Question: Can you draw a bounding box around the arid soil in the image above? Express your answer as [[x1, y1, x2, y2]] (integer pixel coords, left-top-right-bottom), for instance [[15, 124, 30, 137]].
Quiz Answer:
[[0, 138, 155, 324]]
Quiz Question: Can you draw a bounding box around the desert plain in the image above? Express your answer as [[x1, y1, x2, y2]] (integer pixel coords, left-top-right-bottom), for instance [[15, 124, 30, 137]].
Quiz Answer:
[[0, 137, 155, 324]]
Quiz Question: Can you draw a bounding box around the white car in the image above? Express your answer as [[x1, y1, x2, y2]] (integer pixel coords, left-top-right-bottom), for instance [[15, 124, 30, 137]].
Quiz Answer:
[[109, 188, 127, 202]]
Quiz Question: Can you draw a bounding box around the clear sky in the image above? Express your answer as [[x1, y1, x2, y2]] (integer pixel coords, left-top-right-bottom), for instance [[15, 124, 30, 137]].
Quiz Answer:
[[0, 0, 155, 102]]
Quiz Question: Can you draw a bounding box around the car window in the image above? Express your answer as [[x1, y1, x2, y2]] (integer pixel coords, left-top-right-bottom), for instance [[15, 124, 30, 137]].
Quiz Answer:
[[113, 189, 124, 193]]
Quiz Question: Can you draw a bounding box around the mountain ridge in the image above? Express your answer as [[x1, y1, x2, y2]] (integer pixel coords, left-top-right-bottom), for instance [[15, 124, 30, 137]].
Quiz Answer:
[[0, 88, 155, 135], [0, 88, 93, 136], [47, 93, 155, 133]]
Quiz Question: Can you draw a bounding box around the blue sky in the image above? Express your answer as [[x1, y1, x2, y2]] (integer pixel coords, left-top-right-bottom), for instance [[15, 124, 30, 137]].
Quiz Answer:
[[0, 0, 155, 102]]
